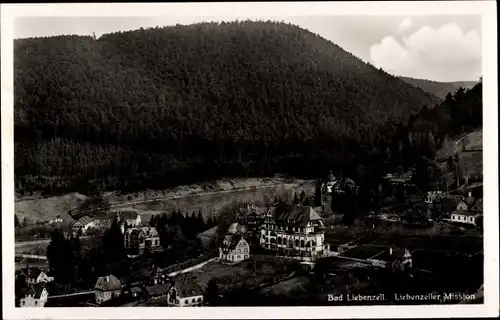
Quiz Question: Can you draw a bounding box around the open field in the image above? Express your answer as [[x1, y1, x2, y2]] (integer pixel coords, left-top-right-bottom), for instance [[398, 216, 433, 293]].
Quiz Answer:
[[180, 255, 299, 292], [15, 177, 315, 223]]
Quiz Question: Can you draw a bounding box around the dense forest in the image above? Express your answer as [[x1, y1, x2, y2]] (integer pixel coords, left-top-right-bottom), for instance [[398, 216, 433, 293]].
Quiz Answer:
[[399, 76, 477, 100], [14, 20, 480, 197]]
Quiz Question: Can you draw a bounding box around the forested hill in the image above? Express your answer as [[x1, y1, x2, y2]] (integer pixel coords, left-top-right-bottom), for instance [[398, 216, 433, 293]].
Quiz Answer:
[[15, 21, 441, 196], [399, 76, 478, 100]]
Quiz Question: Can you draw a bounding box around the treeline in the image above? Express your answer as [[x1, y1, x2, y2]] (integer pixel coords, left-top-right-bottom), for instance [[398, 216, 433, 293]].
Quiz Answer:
[[14, 20, 441, 196]]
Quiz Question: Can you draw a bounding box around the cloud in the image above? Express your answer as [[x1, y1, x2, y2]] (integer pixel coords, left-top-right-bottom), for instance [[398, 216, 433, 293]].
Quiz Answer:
[[398, 17, 412, 31], [369, 23, 481, 81]]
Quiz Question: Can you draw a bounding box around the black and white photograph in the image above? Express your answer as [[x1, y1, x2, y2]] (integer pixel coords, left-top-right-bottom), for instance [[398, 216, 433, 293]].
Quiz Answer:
[[2, 2, 498, 319]]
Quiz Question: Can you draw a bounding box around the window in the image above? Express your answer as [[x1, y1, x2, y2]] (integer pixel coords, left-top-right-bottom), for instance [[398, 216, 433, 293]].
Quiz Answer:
[[192, 298, 196, 303], [197, 297, 202, 302], [295, 239, 299, 247], [35, 301, 38, 306], [22, 300, 25, 305], [185, 299, 189, 304], [300, 240, 305, 248]]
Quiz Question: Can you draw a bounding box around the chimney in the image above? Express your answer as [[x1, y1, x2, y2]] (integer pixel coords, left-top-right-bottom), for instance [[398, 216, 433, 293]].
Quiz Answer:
[[106, 276, 110, 282]]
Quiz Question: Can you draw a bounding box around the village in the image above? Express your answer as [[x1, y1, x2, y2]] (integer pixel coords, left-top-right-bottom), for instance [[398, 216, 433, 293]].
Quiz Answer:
[[14, 168, 484, 307]]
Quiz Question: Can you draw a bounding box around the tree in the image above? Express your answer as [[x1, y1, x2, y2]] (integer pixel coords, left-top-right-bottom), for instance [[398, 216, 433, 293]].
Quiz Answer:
[[205, 278, 219, 306], [101, 218, 126, 265], [46, 229, 75, 285], [313, 179, 322, 207]]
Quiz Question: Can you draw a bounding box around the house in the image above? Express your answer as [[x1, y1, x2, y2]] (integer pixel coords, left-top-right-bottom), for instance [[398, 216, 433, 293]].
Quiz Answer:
[[166, 277, 204, 307], [124, 228, 146, 255], [425, 190, 444, 204], [92, 214, 114, 230], [23, 268, 54, 285], [141, 227, 161, 251], [219, 234, 250, 263], [49, 215, 64, 224], [19, 284, 48, 307], [451, 210, 482, 227], [143, 283, 172, 301], [72, 215, 95, 235], [94, 275, 122, 305], [114, 210, 142, 227], [227, 222, 247, 235], [148, 266, 168, 285], [259, 205, 328, 258], [389, 247, 413, 271], [456, 200, 469, 211]]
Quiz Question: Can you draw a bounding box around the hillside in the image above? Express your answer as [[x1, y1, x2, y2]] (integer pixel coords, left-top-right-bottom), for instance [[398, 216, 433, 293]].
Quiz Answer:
[[14, 20, 441, 196], [399, 76, 478, 100]]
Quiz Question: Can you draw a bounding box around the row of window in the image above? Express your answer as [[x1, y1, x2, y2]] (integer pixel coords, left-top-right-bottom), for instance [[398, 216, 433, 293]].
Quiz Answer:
[[174, 297, 203, 305], [263, 237, 318, 248], [263, 225, 315, 233], [452, 215, 475, 222]]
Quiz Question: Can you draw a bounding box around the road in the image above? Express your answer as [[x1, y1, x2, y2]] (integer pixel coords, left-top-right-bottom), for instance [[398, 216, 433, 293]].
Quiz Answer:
[[15, 236, 91, 248]]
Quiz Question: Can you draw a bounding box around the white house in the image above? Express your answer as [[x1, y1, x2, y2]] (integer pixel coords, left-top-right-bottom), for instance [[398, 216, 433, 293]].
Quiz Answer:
[[49, 215, 64, 224], [94, 275, 122, 305], [20, 284, 48, 307], [451, 210, 481, 226], [141, 227, 161, 251], [260, 206, 328, 258], [219, 234, 250, 263], [72, 215, 95, 235], [166, 277, 204, 307], [24, 268, 54, 285]]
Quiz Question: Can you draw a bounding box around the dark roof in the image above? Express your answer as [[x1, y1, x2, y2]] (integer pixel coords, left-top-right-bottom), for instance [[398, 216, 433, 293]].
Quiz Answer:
[[441, 197, 461, 212], [25, 267, 42, 279], [269, 206, 322, 227], [76, 215, 93, 226], [464, 197, 476, 206], [221, 234, 244, 250], [451, 210, 479, 217], [126, 228, 145, 238], [145, 283, 172, 297], [95, 275, 121, 291], [171, 276, 204, 298], [26, 284, 47, 299]]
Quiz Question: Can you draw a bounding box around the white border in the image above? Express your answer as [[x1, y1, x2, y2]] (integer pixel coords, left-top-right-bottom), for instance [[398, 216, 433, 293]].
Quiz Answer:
[[1, 2, 498, 319]]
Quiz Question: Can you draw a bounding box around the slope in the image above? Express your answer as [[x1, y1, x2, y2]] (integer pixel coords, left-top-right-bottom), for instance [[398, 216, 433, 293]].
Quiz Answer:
[[14, 21, 441, 196], [399, 76, 478, 100]]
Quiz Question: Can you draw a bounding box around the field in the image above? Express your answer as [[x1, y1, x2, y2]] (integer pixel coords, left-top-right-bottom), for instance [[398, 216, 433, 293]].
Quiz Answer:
[[180, 255, 299, 292], [15, 177, 315, 223]]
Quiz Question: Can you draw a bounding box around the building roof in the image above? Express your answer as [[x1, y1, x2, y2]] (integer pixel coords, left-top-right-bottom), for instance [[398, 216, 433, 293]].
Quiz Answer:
[[76, 215, 93, 226], [451, 210, 480, 217], [24, 267, 43, 279], [145, 283, 172, 297], [464, 197, 476, 207], [171, 276, 204, 298], [221, 234, 244, 250], [269, 206, 322, 227], [441, 197, 461, 212], [95, 275, 121, 291], [26, 284, 47, 299], [126, 228, 145, 238]]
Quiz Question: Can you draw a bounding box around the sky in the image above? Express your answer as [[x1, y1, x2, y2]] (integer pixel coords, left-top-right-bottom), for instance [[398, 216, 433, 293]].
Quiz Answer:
[[14, 15, 482, 82]]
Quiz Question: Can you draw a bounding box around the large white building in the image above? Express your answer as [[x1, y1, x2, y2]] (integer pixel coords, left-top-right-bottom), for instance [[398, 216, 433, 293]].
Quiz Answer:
[[260, 206, 328, 258]]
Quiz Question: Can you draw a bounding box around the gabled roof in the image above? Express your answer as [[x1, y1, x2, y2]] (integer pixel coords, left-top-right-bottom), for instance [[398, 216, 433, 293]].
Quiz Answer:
[[145, 283, 172, 297], [269, 206, 322, 226], [464, 197, 476, 207], [26, 284, 47, 299], [95, 275, 121, 291], [451, 210, 479, 217], [221, 234, 245, 250], [75, 215, 93, 226], [25, 267, 42, 279], [171, 276, 204, 298]]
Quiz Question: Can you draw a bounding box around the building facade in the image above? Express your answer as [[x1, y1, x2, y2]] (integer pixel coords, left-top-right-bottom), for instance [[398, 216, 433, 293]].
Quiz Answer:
[[20, 285, 48, 307], [72, 215, 95, 235], [219, 234, 250, 263], [167, 278, 204, 307], [260, 206, 328, 258], [94, 275, 122, 305], [451, 210, 481, 226]]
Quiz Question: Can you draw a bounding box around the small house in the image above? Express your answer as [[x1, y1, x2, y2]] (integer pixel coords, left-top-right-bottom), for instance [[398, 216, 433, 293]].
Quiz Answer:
[[142, 227, 161, 251], [23, 267, 54, 285], [124, 228, 146, 255], [166, 277, 204, 307], [94, 275, 122, 305], [49, 215, 64, 224], [20, 284, 48, 307], [219, 234, 250, 263], [72, 215, 95, 235], [143, 283, 172, 301]]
